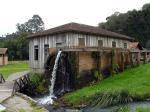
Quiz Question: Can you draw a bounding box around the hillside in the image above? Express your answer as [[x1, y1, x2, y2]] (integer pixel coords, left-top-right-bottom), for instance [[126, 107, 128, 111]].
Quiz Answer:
[[62, 63, 150, 106]]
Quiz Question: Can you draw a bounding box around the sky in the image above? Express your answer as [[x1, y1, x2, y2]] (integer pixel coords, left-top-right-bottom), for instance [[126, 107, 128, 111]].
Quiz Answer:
[[0, 0, 150, 36]]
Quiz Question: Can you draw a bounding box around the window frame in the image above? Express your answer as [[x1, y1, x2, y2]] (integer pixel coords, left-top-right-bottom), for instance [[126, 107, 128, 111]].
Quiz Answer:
[[98, 40, 103, 47], [78, 38, 85, 46], [112, 41, 116, 48], [44, 44, 49, 61], [34, 45, 39, 61], [124, 43, 127, 49]]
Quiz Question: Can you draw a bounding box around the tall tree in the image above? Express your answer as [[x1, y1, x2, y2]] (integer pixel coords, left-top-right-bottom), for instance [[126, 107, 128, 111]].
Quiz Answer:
[[0, 15, 45, 60], [98, 3, 150, 48], [16, 15, 45, 33]]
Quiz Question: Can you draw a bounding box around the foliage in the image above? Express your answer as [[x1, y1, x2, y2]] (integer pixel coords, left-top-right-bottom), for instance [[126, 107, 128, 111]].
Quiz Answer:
[[29, 73, 48, 94], [91, 51, 100, 70], [29, 100, 44, 112], [16, 15, 44, 33], [0, 61, 29, 79], [0, 15, 45, 60], [30, 73, 42, 86], [113, 106, 129, 112], [62, 63, 150, 106], [99, 3, 150, 48], [91, 90, 132, 108], [94, 70, 103, 81], [18, 109, 26, 112]]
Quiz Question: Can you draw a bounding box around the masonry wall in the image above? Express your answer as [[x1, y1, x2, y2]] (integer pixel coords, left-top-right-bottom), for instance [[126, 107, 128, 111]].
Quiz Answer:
[[76, 50, 130, 77]]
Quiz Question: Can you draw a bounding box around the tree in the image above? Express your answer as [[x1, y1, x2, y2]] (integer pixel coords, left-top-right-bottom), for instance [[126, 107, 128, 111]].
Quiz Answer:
[[98, 3, 150, 48], [0, 14, 45, 60], [16, 15, 45, 33]]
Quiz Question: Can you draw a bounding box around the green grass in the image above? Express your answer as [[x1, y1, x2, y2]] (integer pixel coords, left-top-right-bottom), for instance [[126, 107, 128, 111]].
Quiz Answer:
[[136, 107, 150, 112], [0, 61, 29, 79], [63, 63, 150, 106]]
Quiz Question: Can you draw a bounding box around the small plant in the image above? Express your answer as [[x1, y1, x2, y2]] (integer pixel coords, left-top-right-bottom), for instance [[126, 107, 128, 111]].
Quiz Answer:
[[94, 70, 103, 81], [30, 73, 43, 86], [112, 106, 129, 112], [91, 90, 133, 108], [18, 108, 26, 112], [29, 73, 48, 94]]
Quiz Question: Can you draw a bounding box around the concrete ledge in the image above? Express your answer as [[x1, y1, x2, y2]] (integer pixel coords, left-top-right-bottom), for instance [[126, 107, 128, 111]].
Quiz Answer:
[[0, 104, 6, 112], [16, 92, 49, 112]]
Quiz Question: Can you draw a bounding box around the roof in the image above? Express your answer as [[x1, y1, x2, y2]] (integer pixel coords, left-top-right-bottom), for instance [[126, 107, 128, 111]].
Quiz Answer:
[[0, 48, 7, 54], [28, 22, 134, 41], [129, 42, 143, 50]]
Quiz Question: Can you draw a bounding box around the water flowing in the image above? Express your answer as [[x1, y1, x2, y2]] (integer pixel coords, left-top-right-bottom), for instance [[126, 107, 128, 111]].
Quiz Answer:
[[39, 51, 62, 104]]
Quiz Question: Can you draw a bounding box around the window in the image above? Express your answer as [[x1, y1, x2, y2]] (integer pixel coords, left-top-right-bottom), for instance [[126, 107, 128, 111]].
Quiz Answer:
[[112, 41, 116, 47], [98, 40, 103, 47], [124, 43, 127, 49], [78, 38, 85, 46], [56, 42, 62, 47], [34, 45, 38, 60], [44, 44, 49, 61]]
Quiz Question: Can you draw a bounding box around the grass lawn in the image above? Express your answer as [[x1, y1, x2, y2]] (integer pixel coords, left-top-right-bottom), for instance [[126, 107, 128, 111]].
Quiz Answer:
[[136, 107, 150, 112], [63, 63, 150, 106], [0, 61, 29, 79]]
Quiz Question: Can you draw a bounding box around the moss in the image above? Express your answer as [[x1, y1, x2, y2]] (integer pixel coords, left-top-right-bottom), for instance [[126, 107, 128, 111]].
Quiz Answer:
[[18, 109, 26, 112]]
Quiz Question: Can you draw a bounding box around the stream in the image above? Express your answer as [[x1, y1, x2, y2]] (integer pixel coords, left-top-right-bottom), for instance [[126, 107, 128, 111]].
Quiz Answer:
[[33, 95, 150, 112]]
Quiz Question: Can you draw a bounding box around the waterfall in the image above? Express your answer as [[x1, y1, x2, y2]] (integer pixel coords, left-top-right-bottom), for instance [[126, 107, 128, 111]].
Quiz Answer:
[[49, 50, 62, 96], [39, 51, 62, 105]]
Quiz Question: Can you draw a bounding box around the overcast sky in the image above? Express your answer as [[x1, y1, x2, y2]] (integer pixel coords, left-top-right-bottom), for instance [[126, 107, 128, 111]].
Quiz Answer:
[[0, 0, 150, 36]]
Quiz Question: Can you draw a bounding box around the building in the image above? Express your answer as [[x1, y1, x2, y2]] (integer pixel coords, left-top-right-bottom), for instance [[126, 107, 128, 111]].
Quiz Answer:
[[28, 22, 135, 73], [0, 48, 8, 66]]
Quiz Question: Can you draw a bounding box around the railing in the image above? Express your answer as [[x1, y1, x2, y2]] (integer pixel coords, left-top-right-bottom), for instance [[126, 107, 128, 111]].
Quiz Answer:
[[12, 74, 31, 95], [0, 74, 5, 83]]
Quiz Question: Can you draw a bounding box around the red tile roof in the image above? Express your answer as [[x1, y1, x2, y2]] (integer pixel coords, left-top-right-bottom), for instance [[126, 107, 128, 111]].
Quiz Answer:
[[28, 22, 134, 41]]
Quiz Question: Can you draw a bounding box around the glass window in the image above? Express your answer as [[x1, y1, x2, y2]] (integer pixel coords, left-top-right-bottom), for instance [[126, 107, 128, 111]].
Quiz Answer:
[[78, 38, 85, 46], [112, 41, 116, 48], [44, 44, 49, 61], [34, 45, 38, 60], [98, 40, 103, 47], [124, 43, 127, 49]]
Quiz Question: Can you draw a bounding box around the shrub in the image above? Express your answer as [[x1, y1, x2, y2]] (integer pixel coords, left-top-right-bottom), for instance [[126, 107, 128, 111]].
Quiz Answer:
[[94, 70, 103, 81], [29, 73, 48, 94], [30, 73, 43, 87]]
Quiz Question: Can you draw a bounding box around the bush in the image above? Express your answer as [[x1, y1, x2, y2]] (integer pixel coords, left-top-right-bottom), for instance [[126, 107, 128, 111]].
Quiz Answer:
[[94, 70, 103, 81], [30, 73, 42, 87], [29, 73, 48, 94]]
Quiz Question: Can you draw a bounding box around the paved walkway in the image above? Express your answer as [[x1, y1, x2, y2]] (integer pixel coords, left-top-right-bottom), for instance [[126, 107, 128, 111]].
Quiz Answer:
[[0, 71, 29, 103]]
